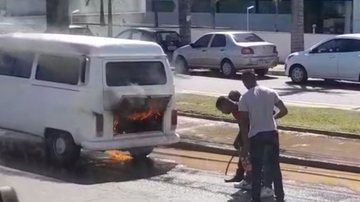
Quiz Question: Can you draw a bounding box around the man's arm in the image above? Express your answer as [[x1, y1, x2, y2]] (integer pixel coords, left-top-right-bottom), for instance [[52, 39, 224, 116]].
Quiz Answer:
[[274, 100, 288, 119], [239, 111, 250, 156]]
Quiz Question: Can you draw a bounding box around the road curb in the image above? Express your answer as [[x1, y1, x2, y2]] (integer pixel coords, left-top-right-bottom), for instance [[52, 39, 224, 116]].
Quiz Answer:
[[268, 70, 285, 77], [178, 112, 360, 140], [170, 140, 360, 174]]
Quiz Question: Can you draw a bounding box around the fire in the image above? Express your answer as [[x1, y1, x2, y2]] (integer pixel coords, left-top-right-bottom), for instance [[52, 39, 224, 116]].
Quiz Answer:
[[107, 150, 133, 161], [128, 108, 161, 121]]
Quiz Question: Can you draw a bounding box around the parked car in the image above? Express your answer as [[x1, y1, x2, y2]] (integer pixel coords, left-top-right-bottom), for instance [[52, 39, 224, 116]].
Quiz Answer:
[[0, 33, 179, 166], [173, 31, 278, 77], [116, 28, 183, 60], [285, 34, 360, 84], [69, 25, 94, 36]]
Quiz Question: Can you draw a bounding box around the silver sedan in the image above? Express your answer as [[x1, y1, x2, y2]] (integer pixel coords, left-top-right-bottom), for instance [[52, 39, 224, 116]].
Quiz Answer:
[[173, 31, 279, 77]]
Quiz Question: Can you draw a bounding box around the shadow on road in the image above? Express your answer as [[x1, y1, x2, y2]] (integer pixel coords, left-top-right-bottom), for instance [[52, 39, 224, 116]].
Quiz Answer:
[[286, 80, 360, 91], [174, 70, 277, 81], [273, 80, 353, 97], [0, 150, 177, 185], [228, 189, 276, 202]]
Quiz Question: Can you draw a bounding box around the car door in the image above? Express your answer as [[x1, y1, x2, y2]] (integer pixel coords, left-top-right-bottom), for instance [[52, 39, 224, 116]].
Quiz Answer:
[[187, 34, 213, 67], [306, 39, 339, 78], [0, 50, 34, 132], [336, 39, 360, 81], [206, 34, 227, 68]]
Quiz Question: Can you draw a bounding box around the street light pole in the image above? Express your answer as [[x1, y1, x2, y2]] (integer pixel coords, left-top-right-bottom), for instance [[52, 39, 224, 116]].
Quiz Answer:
[[247, 5, 255, 31]]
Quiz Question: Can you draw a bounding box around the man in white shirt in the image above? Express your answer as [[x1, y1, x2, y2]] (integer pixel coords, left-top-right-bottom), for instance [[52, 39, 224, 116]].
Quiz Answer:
[[239, 72, 288, 202]]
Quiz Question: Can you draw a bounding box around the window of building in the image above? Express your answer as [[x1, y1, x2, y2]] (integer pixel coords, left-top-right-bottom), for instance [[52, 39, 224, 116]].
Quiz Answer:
[[0, 51, 34, 78], [257, 0, 291, 14], [217, 0, 255, 13], [192, 0, 212, 13], [146, 0, 176, 12], [36, 55, 82, 85]]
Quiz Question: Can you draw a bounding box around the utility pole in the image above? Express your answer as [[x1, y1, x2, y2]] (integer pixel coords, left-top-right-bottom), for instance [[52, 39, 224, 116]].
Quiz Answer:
[[108, 0, 113, 37]]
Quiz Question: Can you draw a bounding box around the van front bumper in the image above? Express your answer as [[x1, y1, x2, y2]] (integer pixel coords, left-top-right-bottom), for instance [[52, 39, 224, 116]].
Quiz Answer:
[[81, 133, 180, 151]]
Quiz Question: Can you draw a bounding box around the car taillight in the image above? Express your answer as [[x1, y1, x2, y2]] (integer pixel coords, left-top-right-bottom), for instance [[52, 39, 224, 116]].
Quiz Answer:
[[241, 47, 254, 55], [171, 110, 177, 130], [95, 113, 104, 137], [273, 46, 278, 54]]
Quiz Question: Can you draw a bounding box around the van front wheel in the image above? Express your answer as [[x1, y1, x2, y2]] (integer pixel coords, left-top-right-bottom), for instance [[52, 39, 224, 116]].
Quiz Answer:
[[45, 132, 81, 167], [129, 147, 154, 159]]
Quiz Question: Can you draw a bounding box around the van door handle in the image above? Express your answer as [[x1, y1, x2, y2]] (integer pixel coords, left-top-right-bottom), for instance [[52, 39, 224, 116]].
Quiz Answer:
[[329, 55, 336, 59], [202, 50, 207, 52], [220, 49, 225, 52]]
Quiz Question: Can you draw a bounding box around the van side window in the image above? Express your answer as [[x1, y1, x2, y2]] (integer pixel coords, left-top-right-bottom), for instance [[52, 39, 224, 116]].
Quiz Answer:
[[0, 51, 34, 78], [35, 55, 80, 85]]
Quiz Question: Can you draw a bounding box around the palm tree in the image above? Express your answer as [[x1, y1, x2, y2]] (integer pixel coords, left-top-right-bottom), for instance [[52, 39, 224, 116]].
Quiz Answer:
[[178, 0, 193, 44], [291, 0, 304, 53], [273, 0, 281, 32]]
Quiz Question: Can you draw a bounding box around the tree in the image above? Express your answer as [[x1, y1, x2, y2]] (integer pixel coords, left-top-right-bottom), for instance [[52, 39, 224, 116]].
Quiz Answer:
[[46, 0, 69, 33], [291, 0, 304, 53], [178, 0, 193, 44]]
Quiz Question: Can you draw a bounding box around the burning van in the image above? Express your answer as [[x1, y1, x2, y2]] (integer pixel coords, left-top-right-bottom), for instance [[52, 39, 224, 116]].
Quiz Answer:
[[0, 33, 179, 166]]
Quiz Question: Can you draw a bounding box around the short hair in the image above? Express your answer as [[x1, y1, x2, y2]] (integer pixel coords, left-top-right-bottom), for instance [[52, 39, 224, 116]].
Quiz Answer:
[[242, 71, 256, 81], [228, 90, 241, 102], [216, 96, 228, 110]]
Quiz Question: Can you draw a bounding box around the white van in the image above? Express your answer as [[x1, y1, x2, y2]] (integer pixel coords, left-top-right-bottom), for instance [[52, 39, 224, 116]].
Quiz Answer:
[[0, 33, 179, 166]]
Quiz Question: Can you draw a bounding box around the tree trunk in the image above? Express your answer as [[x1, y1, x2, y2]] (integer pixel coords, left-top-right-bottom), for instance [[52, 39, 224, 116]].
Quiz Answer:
[[210, 0, 216, 29], [291, 0, 304, 53], [274, 1, 279, 32], [178, 0, 192, 44], [46, 0, 69, 33]]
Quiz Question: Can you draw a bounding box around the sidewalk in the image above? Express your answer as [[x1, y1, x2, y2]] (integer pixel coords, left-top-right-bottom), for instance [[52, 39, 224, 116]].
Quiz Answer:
[[172, 116, 360, 173], [268, 64, 285, 76]]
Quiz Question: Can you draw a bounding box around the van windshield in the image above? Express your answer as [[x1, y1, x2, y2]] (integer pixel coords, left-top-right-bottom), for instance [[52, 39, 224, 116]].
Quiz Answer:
[[106, 61, 167, 86]]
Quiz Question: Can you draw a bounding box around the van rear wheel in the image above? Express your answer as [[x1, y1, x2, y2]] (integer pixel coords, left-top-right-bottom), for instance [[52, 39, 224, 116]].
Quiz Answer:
[[129, 147, 154, 159], [45, 132, 81, 167]]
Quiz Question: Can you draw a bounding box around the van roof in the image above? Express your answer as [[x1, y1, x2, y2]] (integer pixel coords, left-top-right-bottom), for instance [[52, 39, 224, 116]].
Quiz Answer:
[[0, 33, 165, 57]]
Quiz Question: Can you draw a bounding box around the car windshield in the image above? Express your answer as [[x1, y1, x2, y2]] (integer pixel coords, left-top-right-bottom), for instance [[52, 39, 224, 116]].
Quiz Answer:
[[232, 33, 264, 42], [158, 32, 180, 41]]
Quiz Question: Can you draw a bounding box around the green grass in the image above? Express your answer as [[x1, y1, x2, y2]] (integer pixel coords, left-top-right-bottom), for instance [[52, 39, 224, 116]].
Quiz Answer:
[[176, 94, 360, 135]]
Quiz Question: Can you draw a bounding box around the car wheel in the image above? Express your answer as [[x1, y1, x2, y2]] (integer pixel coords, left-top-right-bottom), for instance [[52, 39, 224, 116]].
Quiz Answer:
[[175, 57, 189, 74], [221, 60, 236, 78], [290, 65, 308, 84], [129, 147, 154, 159], [0, 186, 19, 202], [254, 69, 269, 77], [45, 132, 81, 167]]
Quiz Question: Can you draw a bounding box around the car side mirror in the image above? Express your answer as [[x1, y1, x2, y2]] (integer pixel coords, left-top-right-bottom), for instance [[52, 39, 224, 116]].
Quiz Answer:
[[190, 43, 200, 48], [310, 48, 318, 54]]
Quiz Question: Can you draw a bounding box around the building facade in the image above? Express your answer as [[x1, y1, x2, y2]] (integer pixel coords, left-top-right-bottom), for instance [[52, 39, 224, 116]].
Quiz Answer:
[[146, 0, 356, 34]]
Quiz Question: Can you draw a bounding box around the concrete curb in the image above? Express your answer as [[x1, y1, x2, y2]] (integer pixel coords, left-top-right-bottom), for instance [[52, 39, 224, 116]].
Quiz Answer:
[[268, 70, 285, 77], [178, 112, 360, 140], [170, 140, 360, 174]]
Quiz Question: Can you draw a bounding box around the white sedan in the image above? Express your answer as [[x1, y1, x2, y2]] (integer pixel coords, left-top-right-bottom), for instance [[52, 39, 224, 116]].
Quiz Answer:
[[173, 31, 279, 77], [285, 34, 360, 84]]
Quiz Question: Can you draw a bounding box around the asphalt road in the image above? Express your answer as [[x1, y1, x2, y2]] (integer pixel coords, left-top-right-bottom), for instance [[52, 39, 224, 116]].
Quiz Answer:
[[0, 148, 359, 202], [174, 71, 360, 110]]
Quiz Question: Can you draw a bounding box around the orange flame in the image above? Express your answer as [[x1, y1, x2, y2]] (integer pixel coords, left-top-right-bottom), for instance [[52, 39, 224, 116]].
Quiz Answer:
[[128, 108, 161, 121], [107, 150, 133, 161]]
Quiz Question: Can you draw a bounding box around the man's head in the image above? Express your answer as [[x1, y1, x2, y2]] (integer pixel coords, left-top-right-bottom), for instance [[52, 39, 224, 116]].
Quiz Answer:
[[216, 96, 237, 114], [242, 71, 257, 89], [228, 90, 241, 102]]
